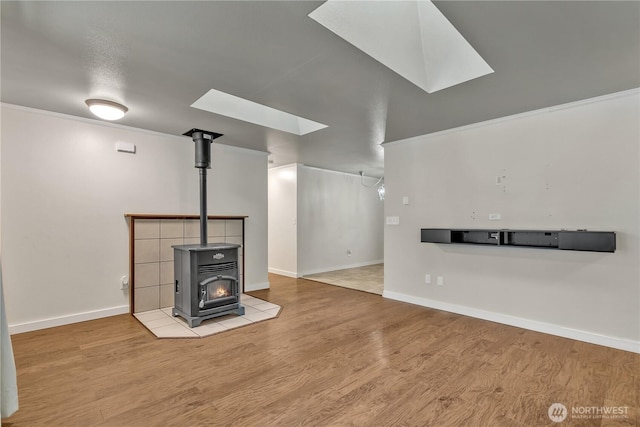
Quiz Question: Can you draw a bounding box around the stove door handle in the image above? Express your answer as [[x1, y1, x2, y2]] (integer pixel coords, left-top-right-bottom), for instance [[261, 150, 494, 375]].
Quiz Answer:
[[199, 288, 206, 309]]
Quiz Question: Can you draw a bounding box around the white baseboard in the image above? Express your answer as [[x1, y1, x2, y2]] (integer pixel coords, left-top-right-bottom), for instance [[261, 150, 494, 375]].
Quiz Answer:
[[8, 305, 129, 335], [382, 291, 640, 354], [301, 259, 383, 277], [268, 267, 299, 278], [244, 281, 270, 292]]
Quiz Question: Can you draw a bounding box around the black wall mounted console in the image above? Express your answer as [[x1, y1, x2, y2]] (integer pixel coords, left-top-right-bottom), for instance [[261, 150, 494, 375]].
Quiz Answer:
[[420, 229, 616, 253]]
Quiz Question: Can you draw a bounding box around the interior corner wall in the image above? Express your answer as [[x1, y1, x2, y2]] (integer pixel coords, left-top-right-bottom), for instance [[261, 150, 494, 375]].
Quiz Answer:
[[267, 164, 298, 277], [0, 119, 2, 252], [0, 105, 268, 332], [383, 90, 640, 351], [297, 165, 384, 276]]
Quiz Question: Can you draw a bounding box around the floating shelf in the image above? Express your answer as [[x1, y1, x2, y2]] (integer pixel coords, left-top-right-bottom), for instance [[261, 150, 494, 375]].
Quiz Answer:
[[420, 229, 616, 253]]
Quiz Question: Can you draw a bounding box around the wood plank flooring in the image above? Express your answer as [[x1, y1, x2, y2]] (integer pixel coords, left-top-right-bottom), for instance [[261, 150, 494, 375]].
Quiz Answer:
[[3, 274, 638, 426]]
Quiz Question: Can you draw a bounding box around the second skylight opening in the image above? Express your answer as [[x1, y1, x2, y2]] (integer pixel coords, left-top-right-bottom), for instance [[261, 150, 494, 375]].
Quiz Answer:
[[191, 89, 328, 136]]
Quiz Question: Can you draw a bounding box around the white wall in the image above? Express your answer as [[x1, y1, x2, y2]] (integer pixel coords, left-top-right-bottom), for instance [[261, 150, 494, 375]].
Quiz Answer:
[[297, 165, 384, 276], [0, 114, 2, 251], [209, 144, 268, 293], [383, 90, 639, 352], [267, 164, 298, 277], [267, 164, 385, 277], [1, 104, 268, 332]]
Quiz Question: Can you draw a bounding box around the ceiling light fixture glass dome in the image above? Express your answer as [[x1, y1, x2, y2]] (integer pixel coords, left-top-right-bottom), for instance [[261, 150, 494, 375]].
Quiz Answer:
[[85, 99, 128, 121]]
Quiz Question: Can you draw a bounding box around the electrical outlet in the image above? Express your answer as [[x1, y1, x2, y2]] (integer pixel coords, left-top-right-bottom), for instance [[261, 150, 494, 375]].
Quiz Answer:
[[437, 276, 444, 286], [425, 274, 431, 284], [489, 213, 501, 221]]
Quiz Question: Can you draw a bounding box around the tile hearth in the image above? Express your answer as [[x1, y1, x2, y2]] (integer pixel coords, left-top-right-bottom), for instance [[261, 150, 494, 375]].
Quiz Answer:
[[134, 294, 280, 338]]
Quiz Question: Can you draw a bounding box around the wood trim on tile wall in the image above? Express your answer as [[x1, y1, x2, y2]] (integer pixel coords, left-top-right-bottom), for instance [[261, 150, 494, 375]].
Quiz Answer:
[[128, 216, 135, 313], [125, 214, 248, 314], [124, 214, 248, 220]]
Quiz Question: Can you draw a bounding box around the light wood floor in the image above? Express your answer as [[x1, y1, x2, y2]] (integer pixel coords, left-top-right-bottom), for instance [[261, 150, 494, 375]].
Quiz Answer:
[[3, 274, 638, 426], [304, 263, 384, 295]]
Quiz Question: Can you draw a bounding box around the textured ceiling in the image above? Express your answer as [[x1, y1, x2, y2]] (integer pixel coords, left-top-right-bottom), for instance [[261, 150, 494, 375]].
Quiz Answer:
[[1, 1, 638, 177]]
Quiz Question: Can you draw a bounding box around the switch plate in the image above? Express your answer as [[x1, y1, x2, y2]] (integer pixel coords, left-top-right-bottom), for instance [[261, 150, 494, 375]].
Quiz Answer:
[[489, 213, 501, 220], [425, 274, 431, 284], [436, 276, 444, 286], [402, 196, 409, 205], [386, 216, 400, 225]]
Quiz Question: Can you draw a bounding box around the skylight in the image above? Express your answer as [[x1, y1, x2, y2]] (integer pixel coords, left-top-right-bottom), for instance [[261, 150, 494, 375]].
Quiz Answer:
[[191, 89, 328, 136], [309, 0, 494, 93]]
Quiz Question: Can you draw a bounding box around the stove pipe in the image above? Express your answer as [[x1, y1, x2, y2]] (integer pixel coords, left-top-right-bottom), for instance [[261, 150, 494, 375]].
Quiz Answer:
[[183, 128, 223, 246]]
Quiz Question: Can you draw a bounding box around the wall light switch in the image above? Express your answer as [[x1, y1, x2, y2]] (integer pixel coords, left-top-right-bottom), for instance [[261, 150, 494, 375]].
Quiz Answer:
[[402, 196, 409, 205], [385, 216, 400, 225]]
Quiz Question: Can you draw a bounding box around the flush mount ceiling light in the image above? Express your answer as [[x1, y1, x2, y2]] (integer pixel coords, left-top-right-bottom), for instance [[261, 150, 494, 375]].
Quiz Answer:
[[85, 99, 128, 121], [191, 89, 328, 136], [309, 0, 494, 93]]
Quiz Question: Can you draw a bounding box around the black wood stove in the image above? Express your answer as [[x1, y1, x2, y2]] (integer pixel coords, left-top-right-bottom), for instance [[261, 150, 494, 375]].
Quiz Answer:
[[172, 129, 244, 328]]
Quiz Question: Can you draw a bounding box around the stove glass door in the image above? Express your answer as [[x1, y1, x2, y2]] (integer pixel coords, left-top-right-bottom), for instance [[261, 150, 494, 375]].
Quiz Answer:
[[199, 276, 237, 309]]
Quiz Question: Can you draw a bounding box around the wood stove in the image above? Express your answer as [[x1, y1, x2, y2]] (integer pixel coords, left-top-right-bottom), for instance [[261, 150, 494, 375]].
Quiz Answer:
[[172, 243, 243, 327], [172, 129, 245, 327]]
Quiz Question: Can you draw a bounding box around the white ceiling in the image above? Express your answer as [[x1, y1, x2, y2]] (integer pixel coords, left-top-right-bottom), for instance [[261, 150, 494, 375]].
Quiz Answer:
[[2, 1, 638, 177]]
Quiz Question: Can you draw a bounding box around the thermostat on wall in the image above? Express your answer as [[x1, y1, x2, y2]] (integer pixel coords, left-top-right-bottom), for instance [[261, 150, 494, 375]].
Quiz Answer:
[[116, 142, 136, 154]]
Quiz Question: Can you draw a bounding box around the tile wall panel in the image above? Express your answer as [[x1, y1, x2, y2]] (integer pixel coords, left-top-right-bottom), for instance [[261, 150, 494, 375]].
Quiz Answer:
[[134, 286, 160, 313], [134, 239, 160, 264], [134, 263, 160, 288], [135, 219, 160, 239], [130, 217, 245, 313], [208, 220, 226, 237], [159, 284, 174, 309], [183, 220, 201, 238], [160, 238, 182, 262], [226, 219, 243, 237], [159, 261, 174, 285], [160, 220, 183, 238]]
